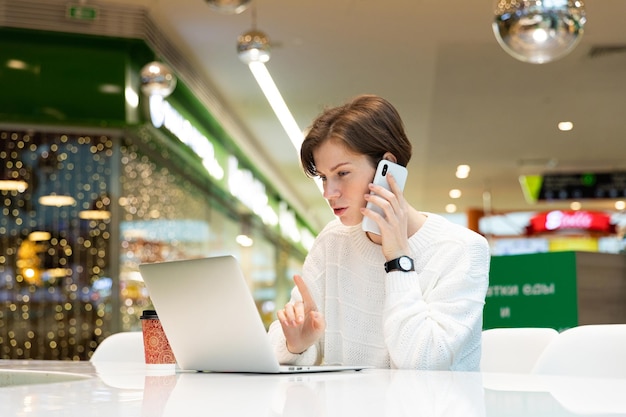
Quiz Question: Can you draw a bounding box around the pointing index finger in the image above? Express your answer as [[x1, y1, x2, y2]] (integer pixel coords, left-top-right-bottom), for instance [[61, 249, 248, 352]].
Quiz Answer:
[[293, 274, 318, 311]]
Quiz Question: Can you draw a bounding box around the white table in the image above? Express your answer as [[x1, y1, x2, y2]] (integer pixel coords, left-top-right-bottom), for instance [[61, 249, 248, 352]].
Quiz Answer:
[[1, 360, 625, 416]]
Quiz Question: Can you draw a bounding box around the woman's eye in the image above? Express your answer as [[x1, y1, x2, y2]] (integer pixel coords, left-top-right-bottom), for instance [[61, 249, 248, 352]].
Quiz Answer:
[[338, 171, 349, 177]]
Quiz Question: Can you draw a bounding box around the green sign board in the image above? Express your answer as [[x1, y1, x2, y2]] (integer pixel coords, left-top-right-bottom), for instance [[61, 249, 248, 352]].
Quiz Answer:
[[484, 251, 579, 331], [67, 4, 99, 21]]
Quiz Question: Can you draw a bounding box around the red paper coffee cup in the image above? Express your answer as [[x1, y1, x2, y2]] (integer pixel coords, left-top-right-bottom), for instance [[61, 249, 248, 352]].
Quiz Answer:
[[140, 310, 176, 369]]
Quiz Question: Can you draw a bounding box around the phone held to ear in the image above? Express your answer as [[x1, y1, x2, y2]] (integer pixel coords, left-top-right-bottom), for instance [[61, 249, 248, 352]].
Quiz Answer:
[[362, 160, 408, 235]]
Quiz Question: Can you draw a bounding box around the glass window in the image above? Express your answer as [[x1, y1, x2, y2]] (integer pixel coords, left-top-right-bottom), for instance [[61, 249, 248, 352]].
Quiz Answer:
[[0, 128, 305, 360], [0, 130, 114, 360]]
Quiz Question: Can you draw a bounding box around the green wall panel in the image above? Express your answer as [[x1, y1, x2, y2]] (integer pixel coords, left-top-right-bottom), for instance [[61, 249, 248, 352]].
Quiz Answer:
[[0, 29, 152, 126]]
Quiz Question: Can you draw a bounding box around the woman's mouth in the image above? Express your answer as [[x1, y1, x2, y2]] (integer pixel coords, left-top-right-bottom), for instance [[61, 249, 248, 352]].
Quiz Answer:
[[333, 207, 347, 216]]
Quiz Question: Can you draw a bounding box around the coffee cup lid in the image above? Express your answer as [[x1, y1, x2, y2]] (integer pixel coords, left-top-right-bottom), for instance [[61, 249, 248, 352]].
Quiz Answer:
[[140, 309, 159, 320]]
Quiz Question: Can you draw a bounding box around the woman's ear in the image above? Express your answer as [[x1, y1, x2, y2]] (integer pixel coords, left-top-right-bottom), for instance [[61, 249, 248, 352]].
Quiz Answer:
[[382, 152, 397, 163]]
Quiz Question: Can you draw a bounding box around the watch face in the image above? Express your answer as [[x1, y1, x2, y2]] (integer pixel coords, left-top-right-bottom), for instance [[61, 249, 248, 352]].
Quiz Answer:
[[399, 256, 412, 271]]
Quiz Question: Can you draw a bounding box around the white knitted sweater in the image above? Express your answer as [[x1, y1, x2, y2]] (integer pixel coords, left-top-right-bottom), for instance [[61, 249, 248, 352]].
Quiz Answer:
[[268, 213, 491, 370]]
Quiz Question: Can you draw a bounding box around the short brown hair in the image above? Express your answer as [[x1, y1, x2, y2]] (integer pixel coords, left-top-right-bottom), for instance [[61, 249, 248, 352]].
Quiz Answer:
[[300, 94, 412, 177]]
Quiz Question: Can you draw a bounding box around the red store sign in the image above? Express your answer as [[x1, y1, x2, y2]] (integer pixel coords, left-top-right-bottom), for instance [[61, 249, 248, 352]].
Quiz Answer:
[[526, 210, 615, 235]]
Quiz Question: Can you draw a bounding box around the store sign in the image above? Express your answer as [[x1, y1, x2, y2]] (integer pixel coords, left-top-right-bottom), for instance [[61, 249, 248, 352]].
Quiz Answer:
[[520, 171, 626, 203], [526, 210, 614, 235], [149, 95, 224, 180], [484, 252, 578, 330]]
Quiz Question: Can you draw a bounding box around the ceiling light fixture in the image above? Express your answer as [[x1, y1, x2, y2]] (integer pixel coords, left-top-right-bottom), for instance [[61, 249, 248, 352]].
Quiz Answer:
[[236, 233, 254, 247], [456, 165, 471, 179], [492, 0, 586, 64], [79, 194, 112, 220], [558, 121, 574, 131], [247, 62, 303, 151], [236, 216, 254, 247], [28, 231, 51, 241], [205, 0, 251, 14], [237, 7, 303, 152], [79, 210, 112, 220], [0, 162, 28, 192], [237, 29, 271, 64], [449, 189, 462, 199], [39, 194, 76, 207], [0, 178, 28, 192], [140, 61, 177, 98]]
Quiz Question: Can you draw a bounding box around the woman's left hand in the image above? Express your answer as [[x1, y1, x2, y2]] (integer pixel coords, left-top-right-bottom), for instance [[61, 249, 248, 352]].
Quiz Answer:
[[361, 172, 411, 261]]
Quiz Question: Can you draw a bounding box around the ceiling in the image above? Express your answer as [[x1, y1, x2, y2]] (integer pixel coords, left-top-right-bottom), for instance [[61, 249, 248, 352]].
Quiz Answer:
[[92, 1, 626, 231]]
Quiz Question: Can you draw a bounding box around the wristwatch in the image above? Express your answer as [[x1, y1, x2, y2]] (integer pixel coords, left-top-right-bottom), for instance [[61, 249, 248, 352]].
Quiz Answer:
[[384, 256, 415, 273]]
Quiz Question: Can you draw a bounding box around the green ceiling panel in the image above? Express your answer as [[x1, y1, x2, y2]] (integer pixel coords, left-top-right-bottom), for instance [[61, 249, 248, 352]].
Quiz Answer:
[[0, 28, 152, 127]]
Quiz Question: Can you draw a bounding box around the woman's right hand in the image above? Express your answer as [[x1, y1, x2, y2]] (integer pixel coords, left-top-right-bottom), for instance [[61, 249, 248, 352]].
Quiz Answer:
[[276, 274, 326, 354]]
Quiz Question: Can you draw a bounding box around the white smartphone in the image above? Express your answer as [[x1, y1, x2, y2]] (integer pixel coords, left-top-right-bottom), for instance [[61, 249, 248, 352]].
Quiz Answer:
[[362, 160, 408, 235]]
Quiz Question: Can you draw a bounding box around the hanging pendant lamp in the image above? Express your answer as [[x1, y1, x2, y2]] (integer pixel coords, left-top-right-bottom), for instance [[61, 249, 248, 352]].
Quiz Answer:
[[205, 0, 251, 14], [140, 61, 177, 97], [493, 0, 586, 64]]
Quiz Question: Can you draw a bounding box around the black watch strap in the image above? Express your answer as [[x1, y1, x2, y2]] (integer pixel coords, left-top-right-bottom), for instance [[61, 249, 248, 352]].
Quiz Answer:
[[384, 256, 415, 273]]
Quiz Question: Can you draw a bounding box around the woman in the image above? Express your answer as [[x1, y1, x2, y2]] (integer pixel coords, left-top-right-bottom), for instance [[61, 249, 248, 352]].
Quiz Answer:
[[267, 94, 490, 370]]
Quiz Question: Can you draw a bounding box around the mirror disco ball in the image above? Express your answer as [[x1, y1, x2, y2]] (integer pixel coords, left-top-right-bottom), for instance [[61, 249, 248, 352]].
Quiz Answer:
[[205, 0, 251, 14], [140, 62, 177, 97], [237, 30, 271, 64], [493, 0, 586, 64]]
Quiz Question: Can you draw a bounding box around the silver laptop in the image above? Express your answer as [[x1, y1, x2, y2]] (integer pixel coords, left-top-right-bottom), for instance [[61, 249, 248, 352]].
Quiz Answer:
[[139, 255, 368, 374]]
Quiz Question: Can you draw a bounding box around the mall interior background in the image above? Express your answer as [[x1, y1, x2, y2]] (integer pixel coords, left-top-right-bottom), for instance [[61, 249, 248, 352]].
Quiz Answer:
[[2, 5, 626, 361]]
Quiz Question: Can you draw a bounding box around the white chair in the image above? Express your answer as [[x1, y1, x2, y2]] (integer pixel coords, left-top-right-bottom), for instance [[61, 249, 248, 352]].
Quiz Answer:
[[531, 324, 626, 378], [480, 327, 558, 373], [90, 331, 145, 363]]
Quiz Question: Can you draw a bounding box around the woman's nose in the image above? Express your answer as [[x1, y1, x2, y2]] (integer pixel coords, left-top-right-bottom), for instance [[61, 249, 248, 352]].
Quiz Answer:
[[323, 180, 340, 200]]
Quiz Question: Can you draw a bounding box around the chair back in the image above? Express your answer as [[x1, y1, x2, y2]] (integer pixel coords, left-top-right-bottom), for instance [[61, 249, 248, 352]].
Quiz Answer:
[[481, 327, 558, 373], [90, 331, 145, 363], [531, 324, 626, 378]]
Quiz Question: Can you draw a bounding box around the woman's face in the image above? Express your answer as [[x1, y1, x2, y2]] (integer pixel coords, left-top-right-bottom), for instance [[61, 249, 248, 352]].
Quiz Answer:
[[312, 139, 376, 226]]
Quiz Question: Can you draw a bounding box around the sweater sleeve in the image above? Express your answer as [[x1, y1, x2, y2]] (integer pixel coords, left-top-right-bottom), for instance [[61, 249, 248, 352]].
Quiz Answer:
[[267, 319, 320, 365], [382, 232, 490, 370]]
